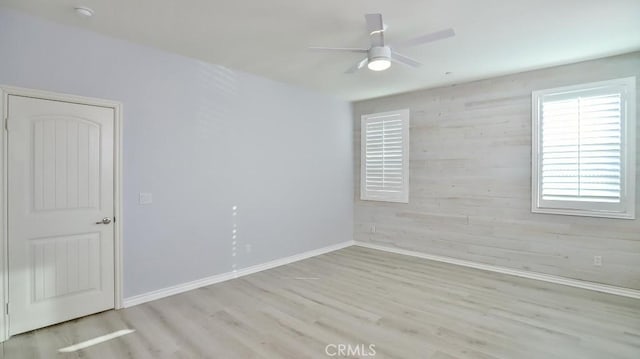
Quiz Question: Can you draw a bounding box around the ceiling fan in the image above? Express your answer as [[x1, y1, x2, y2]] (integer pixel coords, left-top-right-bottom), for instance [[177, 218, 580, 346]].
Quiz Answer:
[[310, 13, 455, 73]]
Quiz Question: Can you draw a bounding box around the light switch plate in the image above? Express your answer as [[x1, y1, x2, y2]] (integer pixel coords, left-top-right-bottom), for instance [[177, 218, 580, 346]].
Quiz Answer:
[[139, 192, 153, 205]]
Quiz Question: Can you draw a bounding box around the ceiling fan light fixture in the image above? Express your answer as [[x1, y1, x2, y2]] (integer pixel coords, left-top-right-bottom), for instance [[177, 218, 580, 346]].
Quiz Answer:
[[367, 46, 392, 71], [367, 58, 391, 71]]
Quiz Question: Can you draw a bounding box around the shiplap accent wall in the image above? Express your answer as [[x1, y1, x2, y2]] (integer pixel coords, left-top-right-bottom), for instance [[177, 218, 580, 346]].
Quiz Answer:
[[353, 52, 640, 290]]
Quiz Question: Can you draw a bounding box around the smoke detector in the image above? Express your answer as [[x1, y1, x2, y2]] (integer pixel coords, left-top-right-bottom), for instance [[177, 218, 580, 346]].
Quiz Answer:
[[74, 7, 95, 17]]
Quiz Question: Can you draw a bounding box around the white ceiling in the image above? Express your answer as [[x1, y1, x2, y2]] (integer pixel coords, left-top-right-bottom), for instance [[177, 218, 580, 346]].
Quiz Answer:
[[2, 0, 640, 101]]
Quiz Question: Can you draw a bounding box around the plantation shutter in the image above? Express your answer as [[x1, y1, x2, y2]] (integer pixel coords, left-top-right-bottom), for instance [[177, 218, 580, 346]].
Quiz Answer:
[[532, 77, 636, 219], [361, 109, 409, 203], [540, 93, 622, 203]]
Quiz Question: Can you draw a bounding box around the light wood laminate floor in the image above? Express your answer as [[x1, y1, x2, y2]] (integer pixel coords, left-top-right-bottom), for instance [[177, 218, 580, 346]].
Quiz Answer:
[[3, 246, 640, 358]]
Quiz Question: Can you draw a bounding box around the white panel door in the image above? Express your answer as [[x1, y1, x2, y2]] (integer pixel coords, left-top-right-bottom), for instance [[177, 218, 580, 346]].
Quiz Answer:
[[7, 95, 115, 335]]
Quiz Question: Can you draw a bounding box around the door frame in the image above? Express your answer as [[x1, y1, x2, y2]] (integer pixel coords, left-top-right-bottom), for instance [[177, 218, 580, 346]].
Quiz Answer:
[[0, 86, 124, 342]]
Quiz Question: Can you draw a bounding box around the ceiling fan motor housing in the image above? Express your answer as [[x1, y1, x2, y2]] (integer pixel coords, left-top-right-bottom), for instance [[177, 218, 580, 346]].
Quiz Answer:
[[368, 46, 391, 62]]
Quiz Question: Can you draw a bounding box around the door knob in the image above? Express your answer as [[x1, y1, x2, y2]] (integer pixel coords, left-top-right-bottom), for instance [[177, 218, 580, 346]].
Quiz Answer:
[[96, 217, 112, 225]]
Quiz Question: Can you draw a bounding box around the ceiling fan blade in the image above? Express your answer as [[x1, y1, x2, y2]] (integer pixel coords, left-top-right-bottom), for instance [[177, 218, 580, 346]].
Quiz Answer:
[[394, 28, 455, 48], [345, 57, 369, 74], [308, 47, 368, 53], [365, 13, 385, 47], [391, 51, 423, 68]]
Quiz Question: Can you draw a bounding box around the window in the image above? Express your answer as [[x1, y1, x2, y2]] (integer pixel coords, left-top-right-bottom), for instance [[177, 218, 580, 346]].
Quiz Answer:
[[361, 109, 410, 203], [532, 77, 636, 219]]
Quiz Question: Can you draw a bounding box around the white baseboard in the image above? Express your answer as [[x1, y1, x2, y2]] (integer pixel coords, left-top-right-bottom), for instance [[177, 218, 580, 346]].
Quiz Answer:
[[124, 239, 640, 308], [123, 241, 354, 308], [353, 241, 640, 300]]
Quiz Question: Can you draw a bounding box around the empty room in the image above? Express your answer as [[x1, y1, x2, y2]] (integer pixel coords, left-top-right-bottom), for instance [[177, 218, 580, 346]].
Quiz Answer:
[[0, 0, 639, 358]]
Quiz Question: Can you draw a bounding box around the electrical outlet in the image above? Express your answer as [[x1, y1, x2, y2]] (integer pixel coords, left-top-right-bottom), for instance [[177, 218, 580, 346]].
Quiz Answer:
[[593, 255, 602, 266], [245, 244, 252, 253], [371, 224, 376, 233]]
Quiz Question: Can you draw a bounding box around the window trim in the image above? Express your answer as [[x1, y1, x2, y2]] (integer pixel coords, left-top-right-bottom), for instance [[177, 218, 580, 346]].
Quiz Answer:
[[531, 77, 636, 219], [360, 109, 410, 203]]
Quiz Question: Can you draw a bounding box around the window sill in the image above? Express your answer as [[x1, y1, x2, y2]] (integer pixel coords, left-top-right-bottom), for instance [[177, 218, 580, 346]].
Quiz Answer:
[[531, 206, 635, 220]]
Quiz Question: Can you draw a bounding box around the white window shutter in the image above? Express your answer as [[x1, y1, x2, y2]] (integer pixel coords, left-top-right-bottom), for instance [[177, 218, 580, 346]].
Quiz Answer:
[[532, 77, 636, 219], [541, 93, 622, 202], [361, 109, 410, 203]]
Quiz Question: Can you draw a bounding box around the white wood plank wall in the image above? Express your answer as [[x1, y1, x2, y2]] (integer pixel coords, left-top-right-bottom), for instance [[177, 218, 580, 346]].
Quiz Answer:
[[353, 52, 640, 290]]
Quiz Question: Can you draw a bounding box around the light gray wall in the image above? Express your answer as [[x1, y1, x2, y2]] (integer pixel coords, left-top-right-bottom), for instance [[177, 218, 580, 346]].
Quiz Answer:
[[0, 9, 353, 298], [354, 52, 640, 290]]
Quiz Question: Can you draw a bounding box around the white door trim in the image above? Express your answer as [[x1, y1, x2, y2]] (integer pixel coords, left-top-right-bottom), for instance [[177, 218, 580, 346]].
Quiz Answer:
[[0, 86, 124, 342]]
